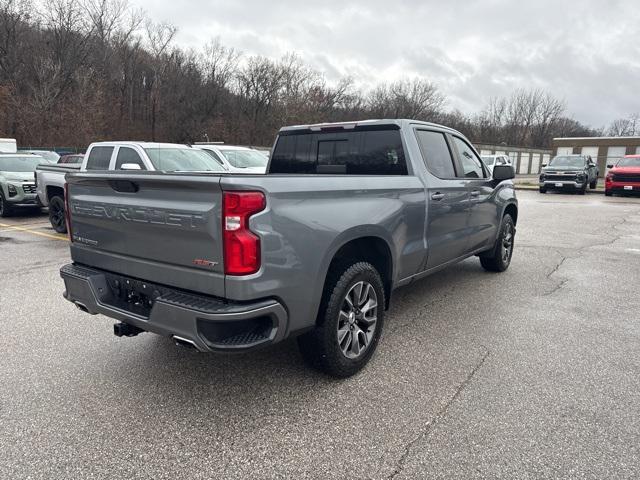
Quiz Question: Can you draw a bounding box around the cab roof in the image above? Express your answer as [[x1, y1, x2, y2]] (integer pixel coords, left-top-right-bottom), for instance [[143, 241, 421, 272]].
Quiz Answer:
[[278, 119, 464, 136], [89, 142, 193, 149]]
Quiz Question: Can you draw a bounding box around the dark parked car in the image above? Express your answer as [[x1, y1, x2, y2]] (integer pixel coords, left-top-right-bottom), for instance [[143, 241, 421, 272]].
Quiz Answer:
[[60, 119, 518, 377], [539, 154, 598, 194]]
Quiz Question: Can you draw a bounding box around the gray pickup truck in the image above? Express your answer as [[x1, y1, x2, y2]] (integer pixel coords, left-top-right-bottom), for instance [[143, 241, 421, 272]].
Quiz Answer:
[[60, 120, 518, 377]]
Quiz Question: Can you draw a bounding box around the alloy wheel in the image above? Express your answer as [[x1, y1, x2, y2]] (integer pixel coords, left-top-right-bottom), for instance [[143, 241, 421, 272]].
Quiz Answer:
[[502, 223, 514, 262], [337, 281, 378, 359]]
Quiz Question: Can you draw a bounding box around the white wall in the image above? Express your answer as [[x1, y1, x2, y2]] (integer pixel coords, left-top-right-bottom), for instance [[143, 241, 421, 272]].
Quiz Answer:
[[636, 146, 640, 154]]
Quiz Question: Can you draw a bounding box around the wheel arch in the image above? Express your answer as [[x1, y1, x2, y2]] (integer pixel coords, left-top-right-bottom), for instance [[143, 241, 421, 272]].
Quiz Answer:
[[46, 185, 65, 202], [319, 230, 396, 311], [503, 202, 518, 225]]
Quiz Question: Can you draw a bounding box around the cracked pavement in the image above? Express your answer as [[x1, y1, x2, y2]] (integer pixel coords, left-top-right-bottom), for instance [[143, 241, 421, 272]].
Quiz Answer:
[[1, 191, 639, 479]]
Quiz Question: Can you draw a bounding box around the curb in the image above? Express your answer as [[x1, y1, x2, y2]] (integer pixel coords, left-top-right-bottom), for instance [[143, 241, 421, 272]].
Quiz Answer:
[[515, 185, 605, 194]]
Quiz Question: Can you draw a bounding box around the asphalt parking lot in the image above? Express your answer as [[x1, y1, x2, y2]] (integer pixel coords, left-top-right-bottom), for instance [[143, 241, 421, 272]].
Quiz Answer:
[[1, 190, 639, 479]]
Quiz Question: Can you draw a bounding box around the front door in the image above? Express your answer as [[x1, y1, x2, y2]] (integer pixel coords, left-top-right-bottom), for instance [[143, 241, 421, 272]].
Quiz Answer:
[[414, 129, 471, 270], [450, 135, 498, 253]]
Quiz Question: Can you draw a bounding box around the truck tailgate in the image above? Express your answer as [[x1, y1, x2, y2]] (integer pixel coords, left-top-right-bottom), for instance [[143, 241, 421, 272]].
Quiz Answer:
[[66, 172, 225, 297]]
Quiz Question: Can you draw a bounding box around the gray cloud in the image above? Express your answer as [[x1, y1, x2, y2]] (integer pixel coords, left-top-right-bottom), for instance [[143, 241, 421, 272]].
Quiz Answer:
[[132, 0, 640, 127]]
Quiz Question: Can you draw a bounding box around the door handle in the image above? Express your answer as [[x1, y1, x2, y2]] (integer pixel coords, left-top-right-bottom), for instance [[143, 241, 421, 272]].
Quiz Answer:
[[470, 190, 480, 197], [431, 192, 445, 201]]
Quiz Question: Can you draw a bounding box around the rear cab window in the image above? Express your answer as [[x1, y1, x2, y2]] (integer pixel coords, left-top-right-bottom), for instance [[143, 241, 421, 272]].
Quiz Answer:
[[269, 127, 408, 175]]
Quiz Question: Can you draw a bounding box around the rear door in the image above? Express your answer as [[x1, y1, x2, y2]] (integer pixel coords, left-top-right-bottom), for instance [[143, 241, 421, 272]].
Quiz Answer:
[[450, 135, 498, 253], [414, 129, 470, 270], [66, 172, 225, 297]]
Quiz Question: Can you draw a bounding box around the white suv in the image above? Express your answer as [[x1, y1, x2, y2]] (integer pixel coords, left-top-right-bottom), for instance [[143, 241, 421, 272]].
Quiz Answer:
[[196, 144, 268, 174]]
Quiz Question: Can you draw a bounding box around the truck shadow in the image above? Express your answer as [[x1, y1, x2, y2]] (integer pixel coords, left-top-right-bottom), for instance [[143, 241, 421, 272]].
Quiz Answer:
[[100, 258, 494, 395]]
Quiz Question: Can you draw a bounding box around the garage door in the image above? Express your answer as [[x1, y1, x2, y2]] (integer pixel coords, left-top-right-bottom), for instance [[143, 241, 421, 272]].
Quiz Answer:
[[581, 146, 599, 162], [518, 153, 530, 174], [556, 147, 573, 156], [530, 153, 541, 174]]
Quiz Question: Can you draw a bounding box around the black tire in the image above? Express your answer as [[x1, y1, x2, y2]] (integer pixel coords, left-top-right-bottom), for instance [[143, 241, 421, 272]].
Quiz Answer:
[[480, 214, 515, 272], [589, 179, 597, 189], [605, 191, 612, 197], [48, 195, 67, 233], [578, 184, 587, 195], [539, 187, 547, 194], [0, 191, 13, 217], [298, 261, 385, 378]]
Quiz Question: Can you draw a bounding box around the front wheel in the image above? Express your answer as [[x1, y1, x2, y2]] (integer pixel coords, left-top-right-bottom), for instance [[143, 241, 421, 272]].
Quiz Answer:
[[589, 179, 597, 189], [298, 262, 385, 378], [0, 191, 13, 217], [480, 214, 515, 272], [605, 190, 613, 197], [539, 187, 547, 194], [48, 195, 67, 233]]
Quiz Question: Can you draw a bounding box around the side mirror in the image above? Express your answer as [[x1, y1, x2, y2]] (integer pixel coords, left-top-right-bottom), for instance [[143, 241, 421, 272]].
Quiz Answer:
[[606, 164, 614, 169], [120, 163, 142, 170], [493, 164, 515, 181], [541, 163, 547, 167]]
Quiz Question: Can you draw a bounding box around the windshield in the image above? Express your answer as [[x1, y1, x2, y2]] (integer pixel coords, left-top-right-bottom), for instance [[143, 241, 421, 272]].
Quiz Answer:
[[0, 155, 43, 172], [220, 149, 268, 168], [549, 156, 586, 169], [481, 156, 495, 166], [617, 157, 640, 167], [144, 148, 225, 172]]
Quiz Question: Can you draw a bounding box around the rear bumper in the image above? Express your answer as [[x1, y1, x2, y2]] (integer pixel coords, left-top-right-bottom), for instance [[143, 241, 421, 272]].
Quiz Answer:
[[60, 263, 288, 352]]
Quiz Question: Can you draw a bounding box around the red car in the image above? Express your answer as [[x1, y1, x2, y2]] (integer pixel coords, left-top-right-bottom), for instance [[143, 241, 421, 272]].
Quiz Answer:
[[605, 155, 640, 196]]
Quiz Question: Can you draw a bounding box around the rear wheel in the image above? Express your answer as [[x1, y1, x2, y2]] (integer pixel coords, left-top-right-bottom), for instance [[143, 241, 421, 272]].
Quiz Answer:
[[0, 191, 13, 217], [480, 214, 515, 272], [605, 190, 613, 197], [48, 195, 67, 233], [539, 187, 547, 194], [298, 262, 385, 378], [589, 178, 597, 189]]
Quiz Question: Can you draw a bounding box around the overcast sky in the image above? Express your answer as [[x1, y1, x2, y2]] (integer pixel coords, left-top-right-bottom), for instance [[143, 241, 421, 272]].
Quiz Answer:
[[131, 0, 640, 128]]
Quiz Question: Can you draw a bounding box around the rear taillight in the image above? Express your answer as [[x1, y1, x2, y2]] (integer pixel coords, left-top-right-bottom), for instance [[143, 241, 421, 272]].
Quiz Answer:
[[63, 183, 72, 241], [222, 191, 266, 275]]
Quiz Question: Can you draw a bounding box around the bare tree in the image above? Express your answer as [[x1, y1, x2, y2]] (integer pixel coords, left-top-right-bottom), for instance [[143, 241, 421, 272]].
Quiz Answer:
[[144, 19, 176, 140], [368, 78, 444, 120], [607, 114, 639, 136]]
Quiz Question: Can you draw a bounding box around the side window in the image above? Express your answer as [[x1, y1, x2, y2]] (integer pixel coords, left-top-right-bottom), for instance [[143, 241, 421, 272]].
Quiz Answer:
[[115, 147, 146, 170], [85, 146, 114, 170], [452, 137, 486, 179], [414, 130, 456, 178], [355, 130, 407, 175]]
